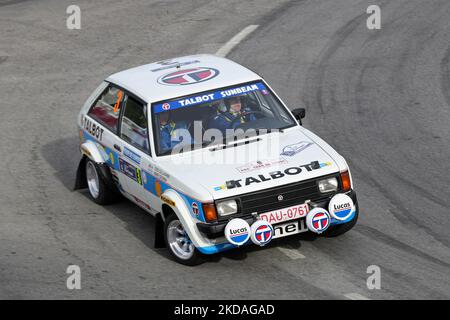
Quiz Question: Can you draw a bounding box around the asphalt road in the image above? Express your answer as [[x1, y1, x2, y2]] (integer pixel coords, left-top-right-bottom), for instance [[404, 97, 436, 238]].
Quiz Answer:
[[1, 0, 449, 299]]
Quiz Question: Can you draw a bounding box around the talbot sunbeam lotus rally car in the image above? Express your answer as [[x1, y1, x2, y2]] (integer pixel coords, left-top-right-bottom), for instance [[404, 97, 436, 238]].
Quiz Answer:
[[75, 54, 359, 265]]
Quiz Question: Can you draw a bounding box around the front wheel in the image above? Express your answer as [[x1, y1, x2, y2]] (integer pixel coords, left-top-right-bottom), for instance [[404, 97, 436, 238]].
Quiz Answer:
[[164, 213, 203, 266]]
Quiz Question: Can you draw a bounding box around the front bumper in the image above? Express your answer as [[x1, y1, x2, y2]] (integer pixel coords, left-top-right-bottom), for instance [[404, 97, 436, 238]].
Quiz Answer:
[[197, 189, 358, 238]]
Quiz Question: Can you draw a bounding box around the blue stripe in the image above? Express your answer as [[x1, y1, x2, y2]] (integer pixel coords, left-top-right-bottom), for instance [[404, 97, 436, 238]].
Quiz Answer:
[[334, 208, 352, 219], [197, 243, 237, 254], [330, 210, 356, 225], [230, 233, 249, 244]]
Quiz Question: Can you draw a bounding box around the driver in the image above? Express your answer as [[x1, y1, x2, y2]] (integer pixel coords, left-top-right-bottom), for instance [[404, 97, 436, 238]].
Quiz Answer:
[[207, 96, 256, 134], [159, 111, 191, 153]]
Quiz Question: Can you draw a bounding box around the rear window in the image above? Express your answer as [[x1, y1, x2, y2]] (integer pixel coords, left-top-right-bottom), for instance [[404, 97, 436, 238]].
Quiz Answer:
[[88, 86, 124, 133]]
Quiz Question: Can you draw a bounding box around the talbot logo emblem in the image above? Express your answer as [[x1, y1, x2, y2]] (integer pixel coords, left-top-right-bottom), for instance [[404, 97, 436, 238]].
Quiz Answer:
[[157, 67, 219, 86], [277, 195, 284, 201]]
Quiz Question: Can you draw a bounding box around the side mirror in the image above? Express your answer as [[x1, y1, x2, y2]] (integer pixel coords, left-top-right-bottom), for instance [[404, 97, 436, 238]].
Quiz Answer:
[[291, 108, 306, 123]]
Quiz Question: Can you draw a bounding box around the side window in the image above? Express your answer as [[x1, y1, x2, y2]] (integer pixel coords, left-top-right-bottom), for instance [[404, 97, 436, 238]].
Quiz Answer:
[[120, 96, 150, 153], [88, 86, 124, 133]]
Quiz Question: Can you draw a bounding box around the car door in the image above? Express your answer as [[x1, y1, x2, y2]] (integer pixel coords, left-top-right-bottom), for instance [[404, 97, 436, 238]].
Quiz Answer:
[[85, 84, 131, 192], [118, 92, 156, 211]]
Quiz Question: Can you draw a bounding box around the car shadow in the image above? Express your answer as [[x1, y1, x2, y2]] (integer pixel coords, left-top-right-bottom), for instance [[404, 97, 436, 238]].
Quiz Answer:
[[41, 136, 80, 191], [42, 136, 319, 266], [41, 137, 172, 260]]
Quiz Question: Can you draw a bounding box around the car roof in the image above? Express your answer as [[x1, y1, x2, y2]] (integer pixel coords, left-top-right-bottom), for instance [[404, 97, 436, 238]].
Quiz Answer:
[[106, 54, 262, 104]]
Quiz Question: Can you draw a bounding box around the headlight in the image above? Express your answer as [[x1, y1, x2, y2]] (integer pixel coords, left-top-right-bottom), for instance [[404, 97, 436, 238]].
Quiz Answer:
[[216, 199, 238, 217], [317, 177, 338, 193]]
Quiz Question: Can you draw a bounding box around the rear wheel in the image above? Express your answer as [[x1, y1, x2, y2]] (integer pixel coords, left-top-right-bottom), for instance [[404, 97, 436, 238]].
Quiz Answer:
[[164, 213, 203, 266], [85, 159, 118, 205]]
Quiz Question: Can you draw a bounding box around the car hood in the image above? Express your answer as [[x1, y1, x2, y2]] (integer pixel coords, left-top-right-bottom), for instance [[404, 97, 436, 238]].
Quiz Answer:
[[157, 127, 342, 200]]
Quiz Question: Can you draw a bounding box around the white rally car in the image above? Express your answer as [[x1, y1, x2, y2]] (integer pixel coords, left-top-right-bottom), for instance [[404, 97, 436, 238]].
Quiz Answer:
[[75, 54, 359, 265]]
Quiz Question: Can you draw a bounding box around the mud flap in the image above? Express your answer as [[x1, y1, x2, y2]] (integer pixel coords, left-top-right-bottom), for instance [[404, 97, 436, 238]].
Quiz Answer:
[[73, 156, 87, 190], [151, 214, 166, 248]]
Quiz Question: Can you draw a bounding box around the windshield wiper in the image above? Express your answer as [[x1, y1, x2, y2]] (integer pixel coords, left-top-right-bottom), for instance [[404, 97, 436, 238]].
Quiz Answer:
[[209, 136, 262, 152], [158, 129, 284, 155]]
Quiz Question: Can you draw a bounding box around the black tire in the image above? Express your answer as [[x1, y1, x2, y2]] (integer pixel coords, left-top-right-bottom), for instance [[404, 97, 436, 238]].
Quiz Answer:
[[163, 213, 204, 266], [85, 159, 119, 205], [323, 210, 359, 237]]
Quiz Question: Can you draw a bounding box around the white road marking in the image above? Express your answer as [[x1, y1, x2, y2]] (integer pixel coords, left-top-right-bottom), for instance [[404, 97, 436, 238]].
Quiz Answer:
[[344, 293, 370, 300], [277, 247, 306, 260], [215, 25, 259, 57]]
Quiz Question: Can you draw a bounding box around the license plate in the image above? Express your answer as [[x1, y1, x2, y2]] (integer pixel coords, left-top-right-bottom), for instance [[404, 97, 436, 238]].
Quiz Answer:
[[259, 203, 309, 224], [272, 219, 308, 239]]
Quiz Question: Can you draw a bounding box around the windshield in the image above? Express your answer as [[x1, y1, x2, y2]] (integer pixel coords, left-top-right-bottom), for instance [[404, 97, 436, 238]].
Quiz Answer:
[[151, 81, 296, 156]]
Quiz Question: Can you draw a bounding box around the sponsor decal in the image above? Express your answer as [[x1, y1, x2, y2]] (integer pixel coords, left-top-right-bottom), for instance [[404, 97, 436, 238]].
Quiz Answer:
[[153, 82, 266, 113], [150, 59, 200, 72], [147, 163, 170, 182], [213, 185, 227, 191], [236, 158, 288, 174], [81, 115, 104, 141], [225, 161, 330, 189], [328, 193, 354, 221], [142, 171, 147, 184], [95, 142, 109, 162], [250, 220, 273, 246], [224, 218, 250, 246], [133, 196, 151, 210], [123, 147, 141, 164], [109, 152, 115, 165], [161, 195, 175, 207], [320, 162, 332, 167], [191, 202, 199, 216], [119, 158, 142, 185], [306, 208, 331, 234], [157, 67, 219, 86], [281, 141, 313, 156], [273, 219, 308, 239]]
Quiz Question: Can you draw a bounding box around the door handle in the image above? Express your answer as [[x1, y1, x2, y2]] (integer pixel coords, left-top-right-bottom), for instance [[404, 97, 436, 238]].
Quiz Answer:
[[114, 144, 121, 152]]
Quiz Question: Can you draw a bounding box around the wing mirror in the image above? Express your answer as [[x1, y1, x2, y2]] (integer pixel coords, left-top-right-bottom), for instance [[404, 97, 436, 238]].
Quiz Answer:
[[291, 108, 306, 124]]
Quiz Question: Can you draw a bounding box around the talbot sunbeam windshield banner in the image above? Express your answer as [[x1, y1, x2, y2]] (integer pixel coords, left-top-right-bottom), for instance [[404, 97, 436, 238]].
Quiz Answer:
[[153, 82, 267, 113]]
